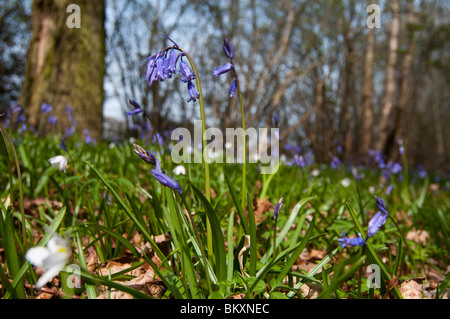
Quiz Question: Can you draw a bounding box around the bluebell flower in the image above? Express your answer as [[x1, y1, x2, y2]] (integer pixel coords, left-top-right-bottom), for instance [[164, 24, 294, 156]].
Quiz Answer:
[[367, 211, 388, 238], [227, 80, 237, 97], [154, 56, 167, 81], [64, 126, 75, 139], [366, 196, 390, 238], [165, 49, 178, 74], [338, 232, 365, 248], [375, 196, 389, 215], [59, 139, 67, 152], [389, 162, 402, 175], [145, 48, 181, 87], [129, 99, 141, 109], [418, 165, 427, 179], [84, 128, 95, 144], [48, 115, 57, 125], [133, 144, 182, 194], [179, 60, 196, 83], [17, 112, 26, 124], [185, 81, 200, 102], [127, 109, 142, 116], [223, 38, 234, 60], [386, 184, 393, 195], [374, 151, 385, 169], [150, 158, 182, 194], [294, 154, 306, 168], [331, 156, 341, 169], [41, 103, 52, 113], [133, 144, 156, 166], [126, 99, 143, 116], [145, 56, 158, 85], [273, 112, 279, 127], [212, 62, 234, 77], [273, 197, 284, 222], [153, 132, 164, 150], [351, 167, 364, 181], [11, 103, 22, 114]]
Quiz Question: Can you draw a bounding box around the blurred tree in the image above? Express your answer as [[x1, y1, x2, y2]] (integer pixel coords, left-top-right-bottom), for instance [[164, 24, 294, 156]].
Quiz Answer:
[[374, 0, 400, 155], [20, 0, 105, 140], [0, 0, 31, 113], [101, 0, 449, 172]]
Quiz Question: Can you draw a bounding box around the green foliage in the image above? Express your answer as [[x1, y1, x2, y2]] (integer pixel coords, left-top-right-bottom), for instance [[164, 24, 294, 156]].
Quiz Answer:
[[0, 129, 448, 299]]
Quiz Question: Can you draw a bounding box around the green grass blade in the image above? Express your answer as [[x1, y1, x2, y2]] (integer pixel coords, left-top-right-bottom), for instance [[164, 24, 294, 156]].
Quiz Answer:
[[317, 255, 366, 299], [276, 216, 315, 283], [227, 209, 235, 282], [247, 194, 257, 277], [287, 247, 340, 298], [191, 183, 227, 282], [224, 172, 250, 234], [346, 201, 403, 299], [75, 232, 98, 298], [261, 196, 315, 263], [86, 161, 166, 264], [3, 207, 67, 299]]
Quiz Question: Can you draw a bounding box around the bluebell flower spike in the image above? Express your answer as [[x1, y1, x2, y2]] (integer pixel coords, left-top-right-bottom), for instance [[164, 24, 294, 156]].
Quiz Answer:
[[223, 38, 234, 60], [212, 62, 234, 77], [227, 81, 237, 98], [338, 232, 365, 248], [367, 211, 388, 238], [273, 197, 284, 222]]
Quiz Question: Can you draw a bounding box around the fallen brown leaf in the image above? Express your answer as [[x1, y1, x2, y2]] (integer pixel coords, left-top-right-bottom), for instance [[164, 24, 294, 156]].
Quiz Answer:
[[406, 228, 430, 245], [251, 197, 273, 225], [400, 278, 424, 299]]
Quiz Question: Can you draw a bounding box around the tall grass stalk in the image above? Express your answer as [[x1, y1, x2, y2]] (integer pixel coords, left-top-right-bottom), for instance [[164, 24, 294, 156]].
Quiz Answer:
[[177, 47, 214, 266], [232, 69, 247, 211]]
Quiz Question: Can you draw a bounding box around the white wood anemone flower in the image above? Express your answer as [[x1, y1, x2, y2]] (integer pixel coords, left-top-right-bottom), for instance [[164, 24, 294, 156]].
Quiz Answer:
[[48, 155, 68, 172], [25, 234, 71, 290], [172, 164, 186, 176]]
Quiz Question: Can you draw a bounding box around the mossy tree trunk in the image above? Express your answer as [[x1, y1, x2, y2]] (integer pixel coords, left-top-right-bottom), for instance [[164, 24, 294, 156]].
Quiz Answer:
[[20, 0, 105, 140]]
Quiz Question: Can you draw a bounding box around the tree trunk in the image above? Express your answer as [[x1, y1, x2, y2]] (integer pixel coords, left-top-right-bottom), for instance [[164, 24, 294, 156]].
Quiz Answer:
[[390, 0, 415, 160], [374, 0, 400, 154], [20, 0, 106, 140], [361, 26, 375, 157]]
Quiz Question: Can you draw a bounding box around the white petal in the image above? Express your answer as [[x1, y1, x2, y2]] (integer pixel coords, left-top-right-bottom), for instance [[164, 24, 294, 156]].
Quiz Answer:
[[35, 263, 65, 290], [48, 155, 68, 172], [172, 165, 186, 175], [46, 234, 69, 253], [25, 247, 51, 267]]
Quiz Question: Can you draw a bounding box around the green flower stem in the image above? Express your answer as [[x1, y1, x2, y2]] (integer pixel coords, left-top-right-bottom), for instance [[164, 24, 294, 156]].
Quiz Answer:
[[232, 70, 247, 211], [175, 47, 213, 265], [179, 193, 212, 293]]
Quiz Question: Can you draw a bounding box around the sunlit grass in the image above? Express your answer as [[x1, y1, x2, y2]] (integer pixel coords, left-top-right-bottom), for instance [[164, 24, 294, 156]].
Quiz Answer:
[[0, 128, 449, 299]]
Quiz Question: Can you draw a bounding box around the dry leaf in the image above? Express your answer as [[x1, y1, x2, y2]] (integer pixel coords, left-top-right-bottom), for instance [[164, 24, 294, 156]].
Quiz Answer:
[[251, 197, 273, 225], [386, 275, 400, 295], [406, 229, 430, 245], [123, 270, 165, 298], [36, 292, 54, 299], [301, 283, 322, 299], [238, 235, 251, 274], [97, 290, 134, 299], [400, 279, 423, 299]]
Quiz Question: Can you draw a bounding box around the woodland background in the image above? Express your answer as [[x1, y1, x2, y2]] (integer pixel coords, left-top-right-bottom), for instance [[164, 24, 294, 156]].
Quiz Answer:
[[1, 0, 449, 173]]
